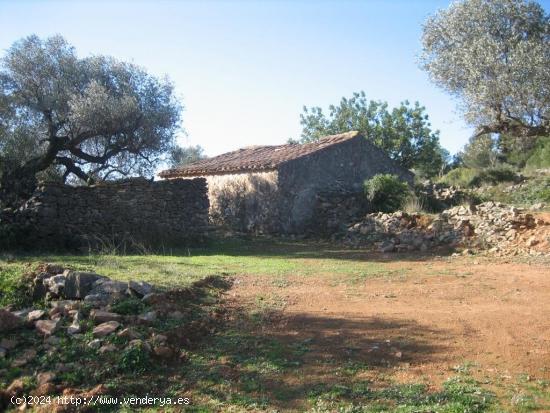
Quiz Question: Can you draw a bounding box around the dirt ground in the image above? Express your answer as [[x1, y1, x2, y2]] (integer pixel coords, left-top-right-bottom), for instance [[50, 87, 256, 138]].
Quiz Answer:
[[229, 256, 550, 390]]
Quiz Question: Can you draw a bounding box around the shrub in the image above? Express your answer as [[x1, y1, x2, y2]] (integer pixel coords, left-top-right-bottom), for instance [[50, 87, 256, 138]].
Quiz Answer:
[[469, 166, 519, 187], [525, 137, 550, 170], [438, 167, 478, 187], [111, 297, 146, 315], [364, 174, 409, 212]]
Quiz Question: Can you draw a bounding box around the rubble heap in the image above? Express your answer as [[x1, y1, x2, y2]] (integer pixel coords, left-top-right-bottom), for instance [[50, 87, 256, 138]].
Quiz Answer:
[[343, 202, 549, 256]]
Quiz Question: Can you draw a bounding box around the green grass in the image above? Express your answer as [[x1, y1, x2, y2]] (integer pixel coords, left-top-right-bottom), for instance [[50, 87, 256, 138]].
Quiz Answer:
[[1, 239, 393, 296]]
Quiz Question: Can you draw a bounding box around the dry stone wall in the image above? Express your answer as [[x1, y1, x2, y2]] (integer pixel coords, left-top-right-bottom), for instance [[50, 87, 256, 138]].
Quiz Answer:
[[0, 178, 209, 250]]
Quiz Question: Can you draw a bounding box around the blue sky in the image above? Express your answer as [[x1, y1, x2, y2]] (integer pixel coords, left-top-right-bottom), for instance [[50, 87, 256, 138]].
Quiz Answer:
[[1, 0, 548, 156]]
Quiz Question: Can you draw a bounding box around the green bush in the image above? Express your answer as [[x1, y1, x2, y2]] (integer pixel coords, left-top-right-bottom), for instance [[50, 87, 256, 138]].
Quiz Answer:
[[364, 174, 409, 212], [111, 297, 146, 315], [469, 166, 519, 187], [438, 167, 479, 187], [439, 166, 519, 188], [525, 137, 550, 170]]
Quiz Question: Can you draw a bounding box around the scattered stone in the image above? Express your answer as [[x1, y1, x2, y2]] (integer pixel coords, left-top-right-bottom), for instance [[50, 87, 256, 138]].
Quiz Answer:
[[127, 339, 151, 353], [117, 327, 140, 340], [45, 336, 61, 346], [6, 378, 26, 397], [36, 371, 56, 386], [44, 274, 66, 296], [530, 202, 545, 211], [378, 241, 395, 253], [153, 346, 174, 358], [27, 309, 46, 322], [64, 271, 105, 299], [87, 339, 102, 350], [168, 310, 185, 320], [12, 349, 37, 367], [128, 280, 153, 297], [98, 344, 117, 354], [31, 382, 57, 397], [92, 321, 120, 337], [35, 319, 59, 336], [0, 309, 23, 332], [138, 311, 157, 324], [90, 309, 122, 324], [0, 338, 17, 350]]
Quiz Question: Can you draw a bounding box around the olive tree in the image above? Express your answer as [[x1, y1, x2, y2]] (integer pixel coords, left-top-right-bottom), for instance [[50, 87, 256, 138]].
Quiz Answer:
[[420, 0, 550, 138], [0, 35, 181, 205]]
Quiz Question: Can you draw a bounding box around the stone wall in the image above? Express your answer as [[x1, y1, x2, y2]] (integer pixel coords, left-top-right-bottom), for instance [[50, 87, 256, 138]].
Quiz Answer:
[[277, 136, 414, 233], [206, 171, 279, 233], [0, 178, 209, 250]]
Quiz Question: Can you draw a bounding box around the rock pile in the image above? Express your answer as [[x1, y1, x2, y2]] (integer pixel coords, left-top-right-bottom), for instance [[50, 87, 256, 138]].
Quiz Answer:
[[343, 202, 549, 256], [416, 181, 466, 210], [1, 264, 227, 407]]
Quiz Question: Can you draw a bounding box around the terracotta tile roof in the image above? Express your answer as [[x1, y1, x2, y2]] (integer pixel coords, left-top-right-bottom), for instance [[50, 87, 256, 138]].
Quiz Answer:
[[159, 131, 362, 178]]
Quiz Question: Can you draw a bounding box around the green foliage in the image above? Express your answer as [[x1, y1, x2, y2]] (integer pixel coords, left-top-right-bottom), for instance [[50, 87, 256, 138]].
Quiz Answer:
[[438, 167, 479, 188], [111, 297, 147, 315], [298, 91, 447, 177], [479, 176, 550, 205], [0, 34, 181, 205], [0, 265, 35, 308], [469, 166, 519, 187], [525, 137, 550, 170], [119, 344, 152, 374], [461, 135, 499, 169], [420, 0, 550, 138], [364, 174, 409, 212], [169, 144, 206, 168], [439, 166, 519, 188]]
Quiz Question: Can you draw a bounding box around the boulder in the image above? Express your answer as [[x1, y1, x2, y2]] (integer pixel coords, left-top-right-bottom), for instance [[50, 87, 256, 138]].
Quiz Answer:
[[128, 280, 153, 297], [35, 319, 59, 336], [27, 309, 46, 322], [0, 309, 23, 332], [92, 321, 120, 337], [64, 271, 105, 299], [90, 310, 122, 324], [44, 274, 66, 296]]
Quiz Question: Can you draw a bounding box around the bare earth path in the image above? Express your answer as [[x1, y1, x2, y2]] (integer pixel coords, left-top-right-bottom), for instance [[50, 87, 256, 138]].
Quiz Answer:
[[229, 256, 550, 395]]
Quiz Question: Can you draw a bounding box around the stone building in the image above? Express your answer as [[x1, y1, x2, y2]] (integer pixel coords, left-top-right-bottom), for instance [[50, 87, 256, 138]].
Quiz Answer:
[[159, 131, 414, 234]]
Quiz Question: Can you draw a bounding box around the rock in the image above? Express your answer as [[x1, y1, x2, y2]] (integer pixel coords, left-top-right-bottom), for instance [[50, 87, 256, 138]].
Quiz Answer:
[[87, 339, 102, 349], [36, 371, 56, 385], [90, 310, 122, 324], [151, 334, 168, 345], [153, 345, 174, 358], [127, 339, 151, 352], [0, 338, 17, 350], [31, 382, 57, 397], [63, 271, 105, 299], [44, 274, 66, 295], [128, 280, 153, 297], [35, 319, 59, 336], [530, 202, 545, 211], [526, 236, 539, 247], [27, 309, 46, 322], [92, 321, 120, 337], [0, 348, 6, 358], [378, 241, 395, 253], [98, 344, 117, 354], [12, 349, 37, 367], [6, 378, 26, 397], [168, 310, 185, 320], [138, 311, 157, 324], [0, 309, 24, 332], [45, 336, 61, 346], [86, 280, 128, 306], [117, 327, 140, 340], [44, 263, 64, 274]]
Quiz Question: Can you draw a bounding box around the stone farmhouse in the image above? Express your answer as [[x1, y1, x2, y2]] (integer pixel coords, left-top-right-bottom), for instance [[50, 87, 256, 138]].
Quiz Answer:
[[159, 131, 414, 234]]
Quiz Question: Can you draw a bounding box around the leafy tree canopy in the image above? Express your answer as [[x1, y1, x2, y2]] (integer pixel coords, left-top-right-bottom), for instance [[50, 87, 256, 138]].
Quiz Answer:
[[0, 35, 181, 205], [420, 0, 550, 139], [168, 144, 206, 168], [298, 91, 447, 178]]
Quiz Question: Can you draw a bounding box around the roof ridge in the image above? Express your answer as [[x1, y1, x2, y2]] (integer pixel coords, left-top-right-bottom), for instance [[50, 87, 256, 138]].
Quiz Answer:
[[159, 131, 362, 178]]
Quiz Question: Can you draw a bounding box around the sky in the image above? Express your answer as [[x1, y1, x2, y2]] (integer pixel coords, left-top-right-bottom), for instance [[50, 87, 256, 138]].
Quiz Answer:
[[1, 0, 549, 157]]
